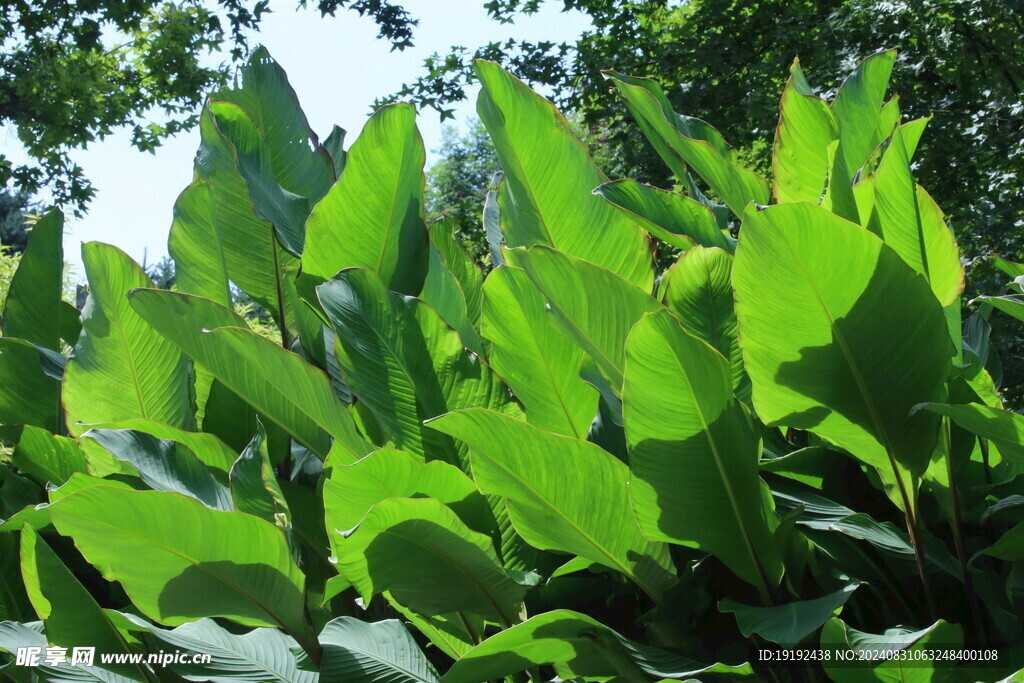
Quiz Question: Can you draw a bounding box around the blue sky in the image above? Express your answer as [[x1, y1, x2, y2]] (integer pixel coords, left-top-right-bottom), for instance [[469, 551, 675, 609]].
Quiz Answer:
[[36, 1, 591, 278]]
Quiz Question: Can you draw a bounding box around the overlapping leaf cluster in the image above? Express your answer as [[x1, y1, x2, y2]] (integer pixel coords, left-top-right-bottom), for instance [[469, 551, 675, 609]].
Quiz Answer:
[[0, 47, 1022, 682]]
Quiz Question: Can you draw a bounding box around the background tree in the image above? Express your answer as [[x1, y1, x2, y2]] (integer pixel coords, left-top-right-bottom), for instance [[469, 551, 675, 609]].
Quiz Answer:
[[0, 189, 37, 254], [0, 0, 417, 213]]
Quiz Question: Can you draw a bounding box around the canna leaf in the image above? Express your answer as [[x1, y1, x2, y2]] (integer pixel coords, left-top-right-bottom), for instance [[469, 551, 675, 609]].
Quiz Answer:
[[594, 179, 731, 252], [481, 265, 598, 438], [49, 486, 315, 653], [128, 289, 368, 461], [772, 59, 838, 204], [733, 203, 952, 476], [303, 103, 428, 294], [2, 209, 64, 350], [604, 70, 770, 217], [475, 60, 654, 290], [334, 497, 526, 625], [317, 268, 514, 466], [63, 243, 194, 435], [428, 408, 676, 601], [623, 310, 780, 592], [317, 617, 440, 683]]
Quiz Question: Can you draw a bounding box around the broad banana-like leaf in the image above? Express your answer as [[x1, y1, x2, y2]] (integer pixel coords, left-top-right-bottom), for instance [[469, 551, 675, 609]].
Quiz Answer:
[[719, 581, 860, 645], [323, 447, 494, 556], [421, 246, 483, 354], [481, 265, 598, 438], [0, 621, 142, 682], [772, 59, 838, 204], [2, 209, 64, 349], [334, 497, 526, 625], [303, 103, 428, 294], [982, 522, 1024, 561], [0, 534, 32, 621], [167, 181, 232, 306], [659, 247, 745, 396], [317, 617, 440, 683], [914, 403, 1024, 465], [990, 255, 1024, 279], [49, 486, 314, 652], [11, 426, 87, 486], [509, 246, 662, 394], [214, 46, 335, 204], [20, 526, 145, 678], [317, 268, 514, 466], [128, 289, 368, 461], [429, 217, 483, 328], [830, 49, 897, 181], [870, 126, 963, 307], [428, 408, 676, 601], [324, 124, 347, 177], [63, 243, 193, 435], [604, 70, 770, 217], [475, 60, 654, 290], [0, 338, 61, 430], [230, 424, 290, 524], [623, 311, 780, 592], [125, 615, 315, 683], [444, 609, 755, 683], [733, 203, 952, 476], [594, 179, 731, 252], [76, 418, 238, 477], [975, 292, 1024, 324], [820, 617, 962, 683], [82, 429, 232, 510]]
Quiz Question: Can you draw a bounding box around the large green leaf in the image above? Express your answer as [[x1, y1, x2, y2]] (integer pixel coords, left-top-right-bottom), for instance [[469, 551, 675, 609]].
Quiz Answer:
[[443, 609, 755, 683], [2, 209, 64, 349], [81, 429, 232, 510], [127, 615, 315, 683], [594, 179, 731, 252], [63, 243, 193, 435], [733, 203, 952, 476], [659, 246, 745, 396], [914, 403, 1024, 465], [303, 103, 428, 294], [772, 59, 838, 204], [49, 486, 314, 652], [623, 310, 780, 592], [604, 71, 770, 217], [167, 181, 232, 306], [481, 265, 597, 438], [821, 617, 963, 683], [0, 621, 140, 682], [20, 526, 145, 679], [317, 268, 514, 466], [230, 424, 290, 524], [0, 338, 61, 430], [76, 418, 238, 477], [870, 126, 963, 307], [214, 45, 334, 204], [334, 497, 526, 625], [428, 217, 483, 328], [317, 617, 440, 683], [420, 245, 482, 354], [428, 408, 675, 601], [11, 425, 87, 486], [719, 582, 859, 645], [127, 289, 368, 460], [509, 246, 662, 394], [475, 60, 654, 290], [830, 49, 897, 180], [322, 447, 494, 556]]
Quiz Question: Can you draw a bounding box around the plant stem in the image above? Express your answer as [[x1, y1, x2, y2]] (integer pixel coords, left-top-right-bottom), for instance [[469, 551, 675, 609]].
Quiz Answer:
[[884, 449, 936, 620]]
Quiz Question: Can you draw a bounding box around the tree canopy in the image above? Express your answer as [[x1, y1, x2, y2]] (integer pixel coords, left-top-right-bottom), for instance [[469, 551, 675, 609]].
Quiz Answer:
[[0, 0, 416, 212]]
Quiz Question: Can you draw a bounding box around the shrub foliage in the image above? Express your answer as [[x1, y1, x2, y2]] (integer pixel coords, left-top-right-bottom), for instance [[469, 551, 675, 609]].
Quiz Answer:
[[0, 47, 1022, 682]]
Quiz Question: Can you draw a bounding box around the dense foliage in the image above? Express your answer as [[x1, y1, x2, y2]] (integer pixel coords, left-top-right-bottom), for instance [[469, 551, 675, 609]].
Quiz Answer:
[[0, 0, 415, 212], [1, 47, 1023, 682]]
